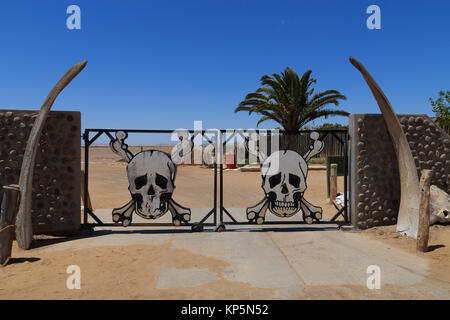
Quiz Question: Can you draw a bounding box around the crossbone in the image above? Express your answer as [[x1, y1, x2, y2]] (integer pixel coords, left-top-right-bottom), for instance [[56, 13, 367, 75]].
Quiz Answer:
[[110, 131, 192, 227]]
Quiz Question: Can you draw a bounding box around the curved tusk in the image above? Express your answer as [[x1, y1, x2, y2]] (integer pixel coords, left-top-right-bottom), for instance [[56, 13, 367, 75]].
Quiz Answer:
[[15, 61, 88, 249], [350, 57, 420, 238]]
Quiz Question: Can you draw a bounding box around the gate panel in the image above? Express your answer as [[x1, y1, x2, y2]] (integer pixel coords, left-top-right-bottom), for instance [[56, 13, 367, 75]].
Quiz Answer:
[[82, 129, 218, 230], [217, 129, 349, 230]]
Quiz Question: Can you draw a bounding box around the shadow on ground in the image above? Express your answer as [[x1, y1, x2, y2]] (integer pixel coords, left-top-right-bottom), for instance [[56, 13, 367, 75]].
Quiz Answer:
[[221, 226, 339, 232], [30, 223, 342, 249], [7, 257, 41, 265], [428, 244, 446, 252]]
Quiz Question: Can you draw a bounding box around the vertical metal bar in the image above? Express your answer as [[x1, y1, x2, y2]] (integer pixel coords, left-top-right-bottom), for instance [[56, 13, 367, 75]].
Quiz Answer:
[[219, 132, 224, 226], [215, 130, 219, 226], [343, 131, 349, 223], [83, 130, 89, 225], [213, 161, 217, 225], [348, 131, 352, 225]]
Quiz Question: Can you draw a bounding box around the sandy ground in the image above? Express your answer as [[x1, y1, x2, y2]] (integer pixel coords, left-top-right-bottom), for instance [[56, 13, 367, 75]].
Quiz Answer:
[[0, 146, 449, 300], [361, 224, 450, 283], [1, 225, 449, 300]]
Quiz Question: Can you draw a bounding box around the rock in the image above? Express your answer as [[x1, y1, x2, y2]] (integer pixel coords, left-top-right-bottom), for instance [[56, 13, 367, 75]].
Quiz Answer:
[[429, 185, 450, 225]]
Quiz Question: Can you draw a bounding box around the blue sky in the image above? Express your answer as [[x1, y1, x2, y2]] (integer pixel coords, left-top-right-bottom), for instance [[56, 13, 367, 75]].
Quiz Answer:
[[0, 0, 449, 144]]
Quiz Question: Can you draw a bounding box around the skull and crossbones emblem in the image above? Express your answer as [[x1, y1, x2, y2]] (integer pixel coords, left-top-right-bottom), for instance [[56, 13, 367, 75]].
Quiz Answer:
[[110, 131, 191, 226], [247, 132, 324, 224]]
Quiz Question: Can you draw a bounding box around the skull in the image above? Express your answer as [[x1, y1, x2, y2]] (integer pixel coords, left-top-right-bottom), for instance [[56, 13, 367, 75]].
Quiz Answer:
[[127, 150, 176, 219], [261, 150, 307, 217]]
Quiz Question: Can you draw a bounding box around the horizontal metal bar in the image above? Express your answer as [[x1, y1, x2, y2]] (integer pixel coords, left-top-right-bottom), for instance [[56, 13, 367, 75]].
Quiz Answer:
[[85, 129, 348, 134], [85, 129, 219, 134], [86, 223, 216, 227], [222, 221, 341, 225], [220, 129, 348, 134]]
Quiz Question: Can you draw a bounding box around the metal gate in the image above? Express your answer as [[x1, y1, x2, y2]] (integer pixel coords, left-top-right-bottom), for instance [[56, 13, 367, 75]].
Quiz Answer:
[[82, 129, 219, 231], [216, 129, 349, 231], [82, 128, 349, 231]]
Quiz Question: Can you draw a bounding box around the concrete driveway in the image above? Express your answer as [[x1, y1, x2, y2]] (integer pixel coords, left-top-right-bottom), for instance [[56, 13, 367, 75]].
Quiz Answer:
[[34, 208, 450, 299]]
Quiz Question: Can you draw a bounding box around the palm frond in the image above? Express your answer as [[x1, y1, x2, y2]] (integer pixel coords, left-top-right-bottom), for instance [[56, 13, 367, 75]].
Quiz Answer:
[[235, 67, 348, 131]]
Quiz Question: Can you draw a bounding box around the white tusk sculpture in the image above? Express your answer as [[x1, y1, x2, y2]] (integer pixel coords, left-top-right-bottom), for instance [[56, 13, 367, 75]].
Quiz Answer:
[[15, 61, 88, 249], [350, 57, 421, 238]]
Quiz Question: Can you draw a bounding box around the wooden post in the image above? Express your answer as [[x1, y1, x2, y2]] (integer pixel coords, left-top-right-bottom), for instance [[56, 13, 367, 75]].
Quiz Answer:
[[80, 170, 93, 212], [329, 163, 338, 204], [0, 185, 20, 266], [417, 169, 432, 252]]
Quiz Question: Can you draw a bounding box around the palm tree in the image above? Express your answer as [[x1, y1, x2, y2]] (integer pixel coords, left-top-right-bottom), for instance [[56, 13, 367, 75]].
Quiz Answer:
[[235, 67, 348, 131]]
